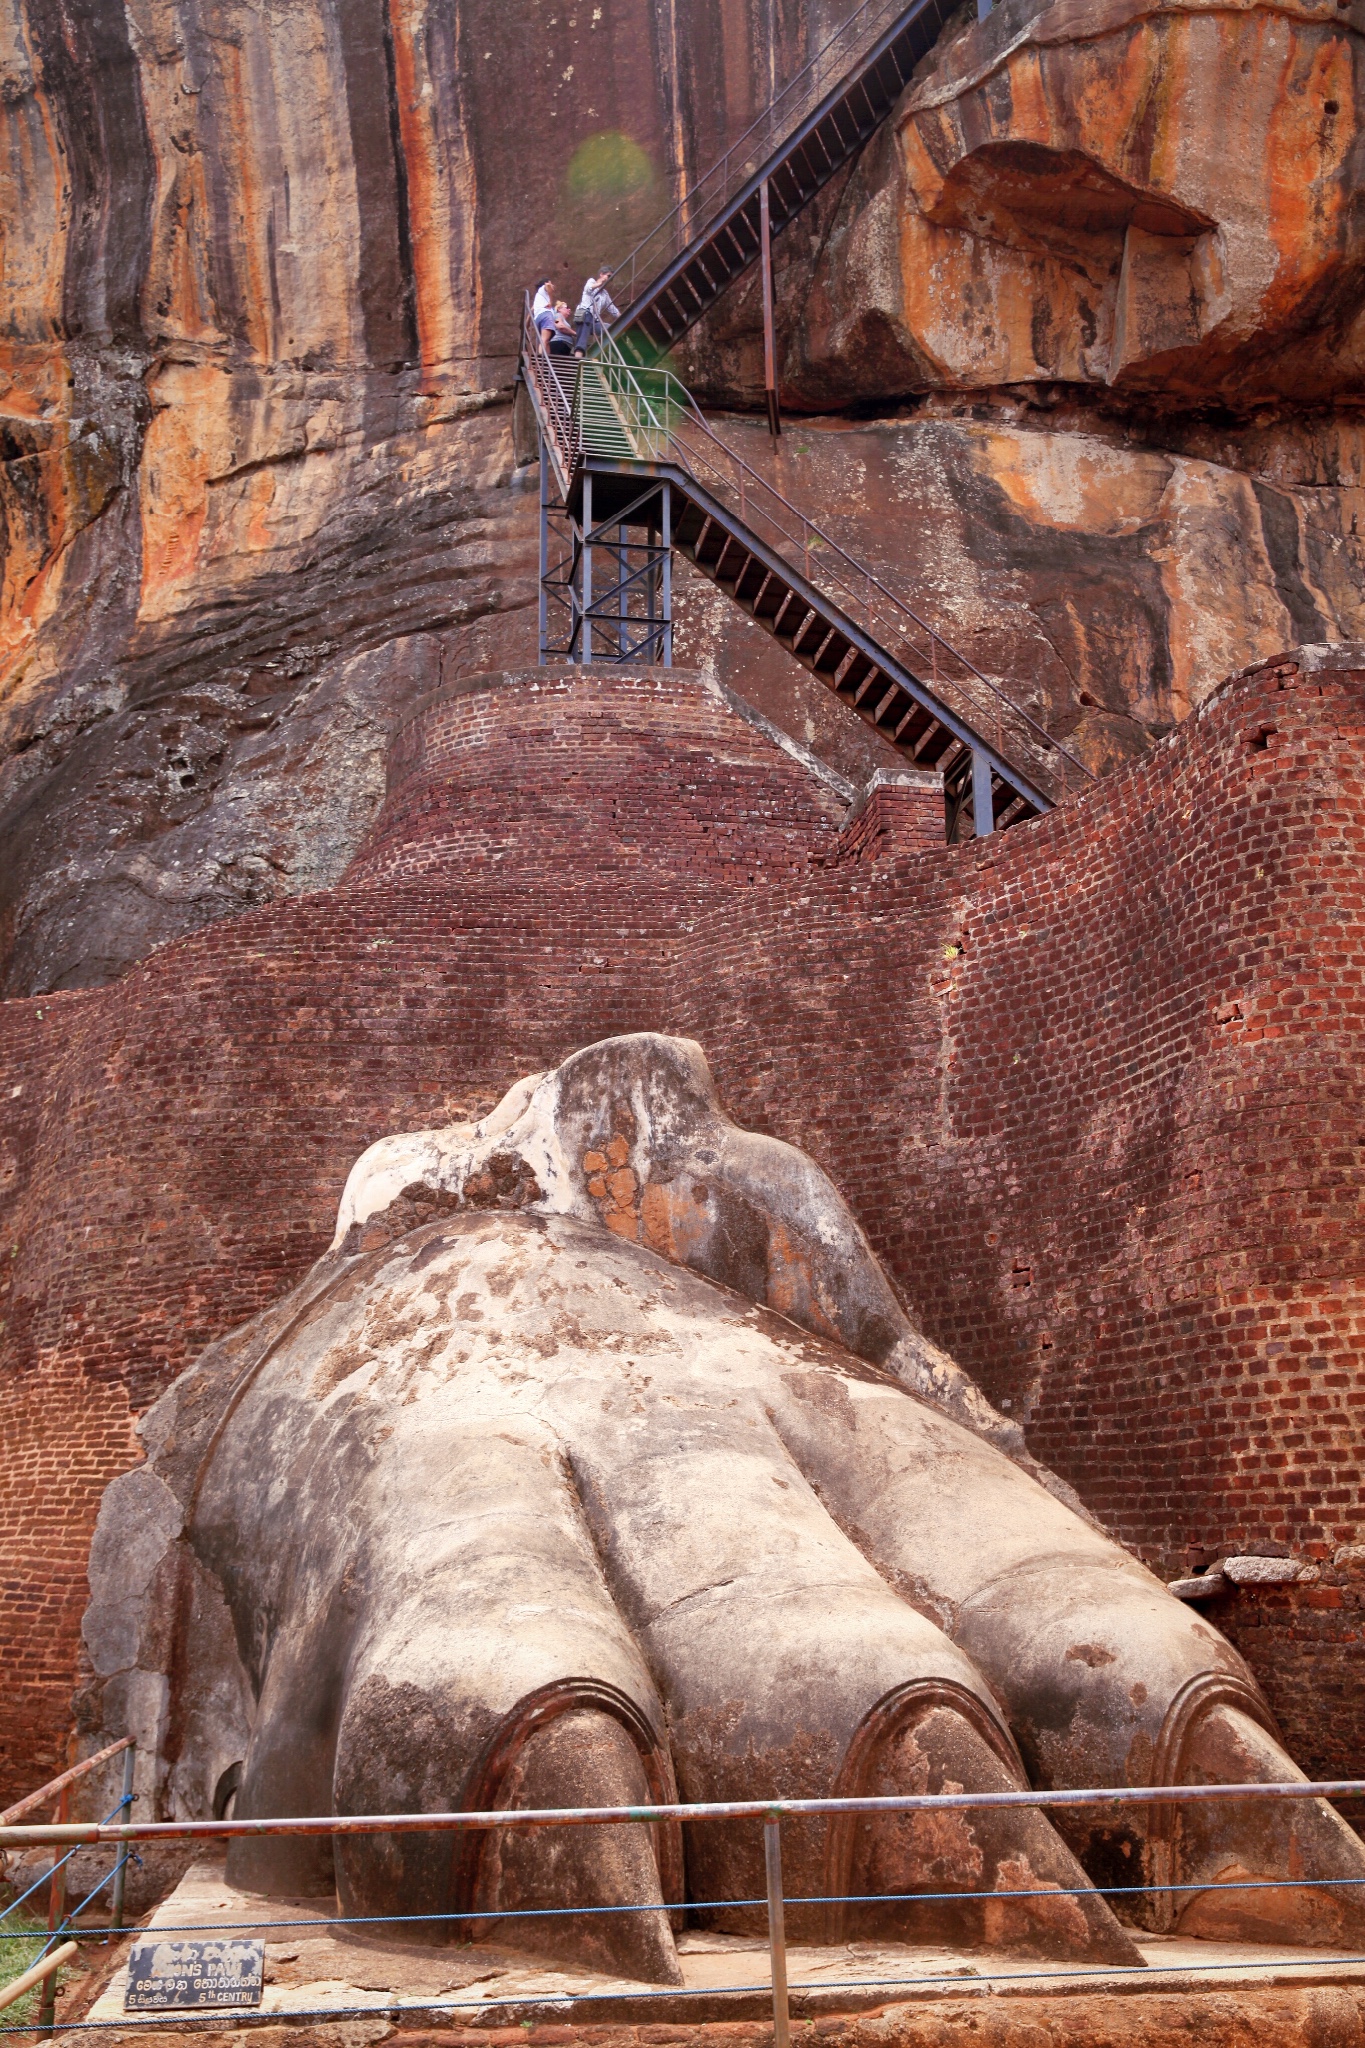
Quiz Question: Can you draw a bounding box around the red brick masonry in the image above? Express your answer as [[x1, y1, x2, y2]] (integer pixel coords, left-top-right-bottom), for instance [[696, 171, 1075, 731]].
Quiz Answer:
[[0, 657, 1360, 1799]]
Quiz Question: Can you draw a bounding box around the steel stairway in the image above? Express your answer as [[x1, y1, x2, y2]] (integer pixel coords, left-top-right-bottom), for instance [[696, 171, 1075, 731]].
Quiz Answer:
[[523, 313, 1092, 836], [609, 0, 959, 360]]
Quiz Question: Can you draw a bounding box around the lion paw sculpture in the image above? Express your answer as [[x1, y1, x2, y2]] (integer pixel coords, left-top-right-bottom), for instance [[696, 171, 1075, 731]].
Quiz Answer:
[[84, 1035, 1365, 1983]]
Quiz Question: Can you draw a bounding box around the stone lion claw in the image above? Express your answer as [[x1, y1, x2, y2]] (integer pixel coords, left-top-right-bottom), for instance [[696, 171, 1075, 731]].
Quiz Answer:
[[86, 1036, 1365, 1985]]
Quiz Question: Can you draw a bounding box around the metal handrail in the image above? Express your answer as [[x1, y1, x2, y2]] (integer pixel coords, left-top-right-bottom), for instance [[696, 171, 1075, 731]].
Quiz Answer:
[[521, 308, 1094, 803], [522, 296, 579, 498], [0, 1738, 138, 2029], [9, 1773, 1365, 1849], [573, 331, 1094, 802], [608, 0, 920, 314], [0, 1738, 133, 1828], [14, 1780, 1364, 2048]]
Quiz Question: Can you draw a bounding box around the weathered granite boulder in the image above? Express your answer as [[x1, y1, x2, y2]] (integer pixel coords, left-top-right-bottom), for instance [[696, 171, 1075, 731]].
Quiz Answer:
[[83, 1037, 1365, 1980]]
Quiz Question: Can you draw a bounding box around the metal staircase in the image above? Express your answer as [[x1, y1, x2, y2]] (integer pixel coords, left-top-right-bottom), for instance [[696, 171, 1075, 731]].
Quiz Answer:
[[522, 307, 1092, 837], [517, 0, 1093, 841], [609, 0, 962, 362]]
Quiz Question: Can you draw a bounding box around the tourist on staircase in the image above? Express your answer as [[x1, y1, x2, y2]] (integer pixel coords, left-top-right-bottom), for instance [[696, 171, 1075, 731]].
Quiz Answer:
[[545, 300, 576, 356], [532, 277, 574, 354], [574, 268, 620, 356]]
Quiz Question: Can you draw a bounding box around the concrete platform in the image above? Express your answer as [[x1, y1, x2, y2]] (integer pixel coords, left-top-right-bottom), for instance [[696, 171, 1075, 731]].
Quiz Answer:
[[66, 1852, 1365, 2042]]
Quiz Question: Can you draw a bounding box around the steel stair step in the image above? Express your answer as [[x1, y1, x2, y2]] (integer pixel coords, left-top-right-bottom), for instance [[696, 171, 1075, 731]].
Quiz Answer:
[[732, 556, 768, 603], [751, 572, 787, 621], [673, 506, 707, 551], [712, 544, 750, 590], [869, 681, 904, 725], [837, 653, 877, 700], [785, 610, 824, 656], [807, 627, 843, 674]]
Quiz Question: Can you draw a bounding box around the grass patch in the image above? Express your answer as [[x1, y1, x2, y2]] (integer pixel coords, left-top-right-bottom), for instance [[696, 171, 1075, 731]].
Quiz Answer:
[[0, 1911, 65, 2024]]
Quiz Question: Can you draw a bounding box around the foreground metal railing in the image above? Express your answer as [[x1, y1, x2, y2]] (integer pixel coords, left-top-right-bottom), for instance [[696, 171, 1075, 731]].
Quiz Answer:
[[608, 0, 924, 318], [4, 1774, 1364, 2039], [553, 326, 1093, 808], [0, 1741, 137, 2032]]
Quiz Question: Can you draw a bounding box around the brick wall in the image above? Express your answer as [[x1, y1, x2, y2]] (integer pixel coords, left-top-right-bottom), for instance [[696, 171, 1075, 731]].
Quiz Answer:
[[1, 654, 1361, 1801], [682, 655, 1365, 1593], [821, 770, 945, 867], [1202, 1558, 1365, 1799], [362, 666, 847, 887]]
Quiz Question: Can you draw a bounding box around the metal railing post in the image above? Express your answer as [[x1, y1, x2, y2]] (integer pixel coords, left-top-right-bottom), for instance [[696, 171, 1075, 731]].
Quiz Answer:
[[538, 439, 550, 665], [763, 1818, 791, 2048], [581, 472, 593, 665], [972, 750, 995, 837], [45, 1786, 68, 1941], [37, 1784, 69, 2031], [760, 180, 780, 440], [618, 529, 629, 657], [661, 480, 673, 668], [110, 1744, 135, 1933]]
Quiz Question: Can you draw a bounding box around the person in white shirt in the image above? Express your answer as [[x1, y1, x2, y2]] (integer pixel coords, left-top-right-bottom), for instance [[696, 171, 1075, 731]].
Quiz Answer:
[[573, 269, 620, 356]]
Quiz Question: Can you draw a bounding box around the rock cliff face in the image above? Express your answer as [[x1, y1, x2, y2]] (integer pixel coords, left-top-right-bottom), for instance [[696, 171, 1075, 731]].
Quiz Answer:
[[1, 0, 1364, 994], [680, 0, 1365, 779], [767, 0, 1365, 407]]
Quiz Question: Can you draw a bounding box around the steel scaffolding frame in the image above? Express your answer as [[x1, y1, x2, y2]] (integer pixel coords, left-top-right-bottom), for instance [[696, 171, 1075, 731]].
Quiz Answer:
[[539, 445, 673, 667]]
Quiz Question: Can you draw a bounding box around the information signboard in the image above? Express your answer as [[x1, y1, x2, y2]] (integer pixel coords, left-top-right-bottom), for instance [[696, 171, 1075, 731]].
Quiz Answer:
[[124, 1938, 266, 2011]]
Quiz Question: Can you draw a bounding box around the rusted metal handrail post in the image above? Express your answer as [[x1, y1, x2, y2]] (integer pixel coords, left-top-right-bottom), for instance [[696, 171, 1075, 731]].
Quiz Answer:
[[581, 471, 594, 665], [109, 1743, 136, 1933], [661, 480, 673, 667], [44, 1786, 68, 1941], [37, 1784, 69, 2031], [538, 439, 550, 664], [763, 1818, 791, 2048], [760, 180, 780, 440]]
